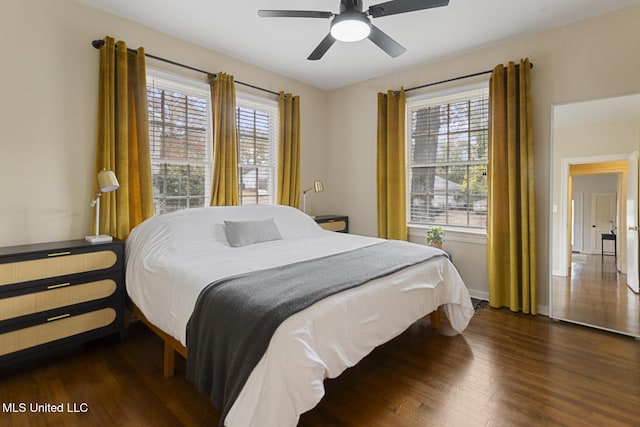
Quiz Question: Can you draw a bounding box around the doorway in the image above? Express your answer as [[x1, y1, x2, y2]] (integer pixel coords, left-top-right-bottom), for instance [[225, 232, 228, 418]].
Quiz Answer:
[[558, 159, 629, 276], [554, 156, 639, 337], [550, 94, 640, 338]]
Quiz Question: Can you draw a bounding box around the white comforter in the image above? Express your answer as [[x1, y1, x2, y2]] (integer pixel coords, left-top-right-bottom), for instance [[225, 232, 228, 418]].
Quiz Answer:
[[125, 205, 474, 427]]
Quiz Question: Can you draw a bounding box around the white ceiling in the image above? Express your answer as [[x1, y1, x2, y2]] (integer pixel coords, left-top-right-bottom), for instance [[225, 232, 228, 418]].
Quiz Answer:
[[77, 0, 640, 91]]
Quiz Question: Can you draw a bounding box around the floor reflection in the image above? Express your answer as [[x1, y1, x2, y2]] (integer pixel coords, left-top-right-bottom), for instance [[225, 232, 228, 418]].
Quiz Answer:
[[552, 253, 639, 337]]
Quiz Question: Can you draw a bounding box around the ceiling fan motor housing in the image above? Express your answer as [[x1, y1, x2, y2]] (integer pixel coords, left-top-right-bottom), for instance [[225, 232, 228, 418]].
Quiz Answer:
[[340, 0, 364, 14]]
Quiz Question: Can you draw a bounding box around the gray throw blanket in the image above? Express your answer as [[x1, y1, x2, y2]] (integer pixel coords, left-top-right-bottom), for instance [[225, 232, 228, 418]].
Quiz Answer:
[[185, 240, 444, 425]]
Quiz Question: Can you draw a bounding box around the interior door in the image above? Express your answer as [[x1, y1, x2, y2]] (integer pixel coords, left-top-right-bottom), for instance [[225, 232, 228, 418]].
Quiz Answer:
[[591, 192, 616, 253], [626, 151, 639, 293]]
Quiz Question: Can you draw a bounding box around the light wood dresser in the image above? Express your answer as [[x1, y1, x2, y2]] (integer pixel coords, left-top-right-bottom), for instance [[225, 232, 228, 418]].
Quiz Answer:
[[0, 239, 124, 367]]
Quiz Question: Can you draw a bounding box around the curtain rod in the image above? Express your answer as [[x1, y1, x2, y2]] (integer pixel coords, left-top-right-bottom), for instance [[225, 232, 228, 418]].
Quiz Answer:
[[404, 61, 534, 93], [91, 39, 280, 96]]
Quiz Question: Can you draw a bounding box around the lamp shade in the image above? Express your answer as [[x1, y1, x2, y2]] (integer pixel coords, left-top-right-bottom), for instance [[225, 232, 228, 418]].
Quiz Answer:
[[330, 12, 371, 42], [97, 169, 119, 193], [313, 180, 324, 193]]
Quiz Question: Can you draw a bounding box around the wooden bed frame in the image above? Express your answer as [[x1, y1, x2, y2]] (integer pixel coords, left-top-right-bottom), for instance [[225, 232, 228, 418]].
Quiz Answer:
[[130, 304, 187, 378], [129, 303, 441, 379]]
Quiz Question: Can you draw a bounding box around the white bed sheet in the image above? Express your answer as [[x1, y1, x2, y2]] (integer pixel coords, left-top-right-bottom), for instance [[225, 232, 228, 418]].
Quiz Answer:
[[125, 205, 475, 426]]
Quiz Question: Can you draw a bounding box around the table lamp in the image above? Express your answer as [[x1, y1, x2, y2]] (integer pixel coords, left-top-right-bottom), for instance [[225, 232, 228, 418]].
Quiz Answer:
[[86, 169, 119, 243], [302, 180, 324, 215]]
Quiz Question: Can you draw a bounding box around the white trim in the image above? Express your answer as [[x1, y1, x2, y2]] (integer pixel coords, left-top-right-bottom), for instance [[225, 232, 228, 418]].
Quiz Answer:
[[405, 85, 490, 229], [147, 67, 209, 94], [236, 95, 279, 205], [405, 81, 489, 103], [551, 316, 638, 338], [467, 289, 489, 301], [571, 192, 584, 252], [146, 69, 213, 211], [237, 90, 278, 109], [557, 153, 630, 275], [408, 224, 486, 245]]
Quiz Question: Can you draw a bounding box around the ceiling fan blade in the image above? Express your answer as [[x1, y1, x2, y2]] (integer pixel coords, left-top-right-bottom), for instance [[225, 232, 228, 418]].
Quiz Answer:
[[307, 33, 336, 60], [368, 25, 406, 58], [258, 10, 333, 19], [368, 0, 449, 18]]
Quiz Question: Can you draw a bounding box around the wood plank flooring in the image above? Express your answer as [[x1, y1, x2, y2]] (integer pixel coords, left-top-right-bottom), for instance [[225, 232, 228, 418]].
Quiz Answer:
[[552, 252, 640, 337], [1, 307, 639, 426]]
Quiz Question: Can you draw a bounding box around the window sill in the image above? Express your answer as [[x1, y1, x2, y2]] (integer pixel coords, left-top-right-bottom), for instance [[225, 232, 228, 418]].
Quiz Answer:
[[408, 224, 487, 245]]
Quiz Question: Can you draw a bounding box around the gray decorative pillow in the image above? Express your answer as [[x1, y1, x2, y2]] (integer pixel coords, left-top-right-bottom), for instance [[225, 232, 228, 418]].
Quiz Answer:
[[224, 218, 283, 247]]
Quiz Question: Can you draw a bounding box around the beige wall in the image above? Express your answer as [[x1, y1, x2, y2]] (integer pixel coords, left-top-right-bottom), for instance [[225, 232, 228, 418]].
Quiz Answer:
[[0, 0, 327, 246], [324, 6, 640, 308]]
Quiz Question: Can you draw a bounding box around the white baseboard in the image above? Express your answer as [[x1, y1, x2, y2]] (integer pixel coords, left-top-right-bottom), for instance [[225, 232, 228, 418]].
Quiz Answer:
[[468, 289, 489, 301], [467, 289, 549, 316]]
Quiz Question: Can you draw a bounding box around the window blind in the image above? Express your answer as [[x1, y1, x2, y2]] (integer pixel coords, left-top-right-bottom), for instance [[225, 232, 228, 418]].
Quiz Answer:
[[236, 97, 278, 205], [147, 73, 211, 214], [407, 87, 489, 228]]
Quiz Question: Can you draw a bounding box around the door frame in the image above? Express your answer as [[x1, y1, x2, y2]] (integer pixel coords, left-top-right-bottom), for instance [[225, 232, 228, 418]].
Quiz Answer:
[[557, 154, 629, 277], [571, 192, 583, 253], [626, 150, 639, 293]]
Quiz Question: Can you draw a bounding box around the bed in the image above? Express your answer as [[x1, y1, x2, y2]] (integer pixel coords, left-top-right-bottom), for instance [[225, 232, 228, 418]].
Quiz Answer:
[[125, 204, 474, 427]]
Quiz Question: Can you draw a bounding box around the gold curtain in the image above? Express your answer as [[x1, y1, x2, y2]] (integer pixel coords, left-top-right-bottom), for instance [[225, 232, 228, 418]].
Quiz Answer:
[[277, 91, 301, 207], [209, 73, 239, 206], [94, 36, 153, 240], [487, 58, 537, 314], [376, 89, 407, 240]]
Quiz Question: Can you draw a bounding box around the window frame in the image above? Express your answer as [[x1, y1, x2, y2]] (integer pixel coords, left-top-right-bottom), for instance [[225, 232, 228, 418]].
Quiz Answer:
[[405, 83, 489, 234], [235, 91, 279, 206], [145, 69, 280, 214], [146, 68, 213, 215]]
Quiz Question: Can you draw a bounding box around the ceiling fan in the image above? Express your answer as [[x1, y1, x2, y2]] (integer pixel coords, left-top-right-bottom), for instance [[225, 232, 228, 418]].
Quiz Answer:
[[258, 0, 450, 60]]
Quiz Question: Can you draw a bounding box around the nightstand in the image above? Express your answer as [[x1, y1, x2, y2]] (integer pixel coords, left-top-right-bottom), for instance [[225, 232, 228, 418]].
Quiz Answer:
[[314, 215, 349, 233], [0, 239, 125, 367]]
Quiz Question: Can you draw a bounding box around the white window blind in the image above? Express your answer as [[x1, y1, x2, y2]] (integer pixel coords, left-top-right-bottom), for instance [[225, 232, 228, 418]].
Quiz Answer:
[[147, 72, 211, 214], [407, 87, 489, 228], [236, 95, 278, 205]]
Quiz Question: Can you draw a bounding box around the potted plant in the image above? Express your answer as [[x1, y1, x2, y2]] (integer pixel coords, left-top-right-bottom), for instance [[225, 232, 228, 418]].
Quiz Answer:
[[426, 226, 445, 249]]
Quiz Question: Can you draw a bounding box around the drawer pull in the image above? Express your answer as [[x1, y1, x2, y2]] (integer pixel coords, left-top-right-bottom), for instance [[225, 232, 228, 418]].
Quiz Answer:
[[47, 282, 71, 290], [47, 251, 71, 257], [47, 313, 71, 322]]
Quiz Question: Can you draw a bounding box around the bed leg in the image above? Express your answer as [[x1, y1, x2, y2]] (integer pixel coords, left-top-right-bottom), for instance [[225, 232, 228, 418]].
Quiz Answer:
[[163, 340, 176, 378], [430, 308, 441, 329]]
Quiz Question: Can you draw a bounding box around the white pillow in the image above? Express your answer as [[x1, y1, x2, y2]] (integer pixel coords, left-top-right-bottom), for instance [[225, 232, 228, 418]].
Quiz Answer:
[[224, 218, 283, 247]]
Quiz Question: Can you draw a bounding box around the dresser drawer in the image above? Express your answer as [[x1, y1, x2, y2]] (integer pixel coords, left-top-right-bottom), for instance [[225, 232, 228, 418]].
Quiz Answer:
[[0, 245, 121, 288], [0, 277, 119, 322], [0, 239, 125, 367], [314, 215, 349, 233], [318, 219, 348, 232], [0, 307, 118, 356]]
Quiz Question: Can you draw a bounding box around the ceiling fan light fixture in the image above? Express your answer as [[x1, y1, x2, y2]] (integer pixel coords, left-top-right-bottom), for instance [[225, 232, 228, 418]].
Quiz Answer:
[[330, 12, 371, 42]]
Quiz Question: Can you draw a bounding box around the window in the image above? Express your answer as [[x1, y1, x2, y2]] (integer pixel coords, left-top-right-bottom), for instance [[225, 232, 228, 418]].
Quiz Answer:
[[146, 71, 278, 214], [147, 72, 211, 214], [407, 87, 489, 228], [236, 96, 278, 205]]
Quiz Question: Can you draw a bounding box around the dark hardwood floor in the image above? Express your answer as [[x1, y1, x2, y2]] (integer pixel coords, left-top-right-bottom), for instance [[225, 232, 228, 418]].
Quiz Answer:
[[1, 307, 639, 426]]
